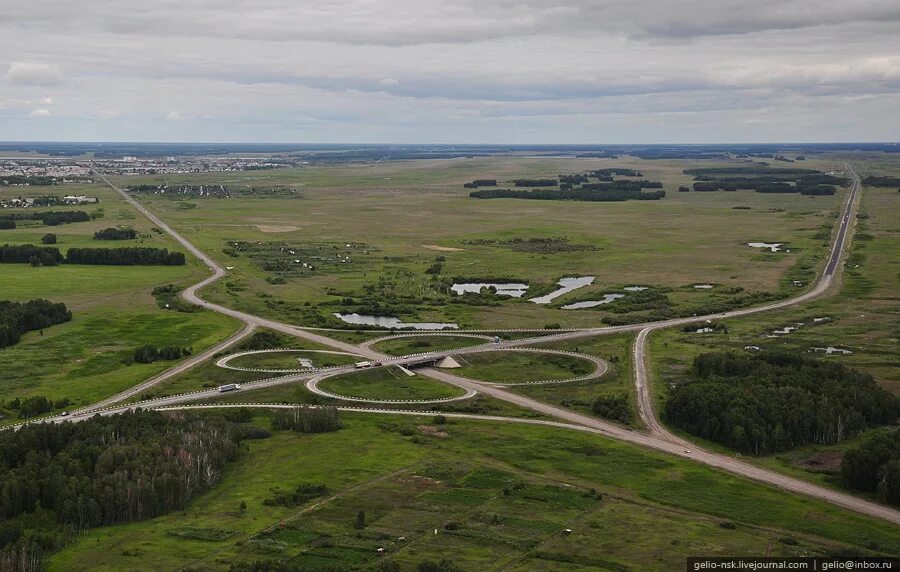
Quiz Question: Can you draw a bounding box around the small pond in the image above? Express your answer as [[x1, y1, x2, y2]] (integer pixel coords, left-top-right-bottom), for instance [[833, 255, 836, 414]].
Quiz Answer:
[[530, 276, 595, 304], [451, 282, 529, 297], [333, 313, 458, 330], [748, 242, 783, 252], [561, 293, 625, 309]]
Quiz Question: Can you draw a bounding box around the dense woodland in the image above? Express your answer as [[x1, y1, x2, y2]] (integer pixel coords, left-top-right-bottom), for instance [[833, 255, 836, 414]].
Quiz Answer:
[[683, 166, 846, 195], [665, 351, 899, 455], [0, 412, 247, 571], [841, 428, 900, 506], [0, 298, 71, 349]]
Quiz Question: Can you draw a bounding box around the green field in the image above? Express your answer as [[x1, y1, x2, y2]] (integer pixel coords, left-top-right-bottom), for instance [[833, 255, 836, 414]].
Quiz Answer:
[[371, 335, 491, 356], [48, 413, 900, 571], [317, 367, 467, 401], [454, 351, 596, 383], [227, 350, 362, 370]]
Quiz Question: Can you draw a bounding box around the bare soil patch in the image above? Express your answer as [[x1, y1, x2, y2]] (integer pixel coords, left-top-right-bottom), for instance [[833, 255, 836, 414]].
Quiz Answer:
[[422, 244, 463, 252]]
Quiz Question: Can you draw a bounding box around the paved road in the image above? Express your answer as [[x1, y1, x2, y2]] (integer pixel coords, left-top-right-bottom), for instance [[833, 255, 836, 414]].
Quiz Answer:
[[74, 165, 900, 525]]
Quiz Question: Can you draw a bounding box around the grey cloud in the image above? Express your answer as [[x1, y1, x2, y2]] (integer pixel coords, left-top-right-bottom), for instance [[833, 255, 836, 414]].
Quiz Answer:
[[4, 0, 900, 46], [6, 63, 64, 86]]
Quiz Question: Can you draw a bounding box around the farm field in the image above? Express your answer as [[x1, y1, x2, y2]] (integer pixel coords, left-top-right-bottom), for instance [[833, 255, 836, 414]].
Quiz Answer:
[[48, 412, 900, 572], [107, 155, 848, 329]]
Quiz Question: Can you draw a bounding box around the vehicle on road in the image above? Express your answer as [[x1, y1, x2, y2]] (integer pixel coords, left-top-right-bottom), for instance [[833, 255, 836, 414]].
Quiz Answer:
[[217, 383, 241, 392]]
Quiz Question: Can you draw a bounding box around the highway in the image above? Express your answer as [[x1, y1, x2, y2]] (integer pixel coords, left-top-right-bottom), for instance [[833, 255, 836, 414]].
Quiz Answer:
[[69, 165, 900, 525]]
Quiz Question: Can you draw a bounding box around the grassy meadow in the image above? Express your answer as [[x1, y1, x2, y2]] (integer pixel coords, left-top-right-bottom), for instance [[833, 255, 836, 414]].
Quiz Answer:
[[0, 182, 241, 418], [47, 412, 900, 571], [107, 155, 848, 329]]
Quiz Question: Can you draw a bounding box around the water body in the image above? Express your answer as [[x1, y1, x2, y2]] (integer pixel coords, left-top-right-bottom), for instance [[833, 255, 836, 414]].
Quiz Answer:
[[748, 242, 783, 252], [530, 276, 595, 304], [333, 313, 458, 330], [562, 293, 625, 309], [694, 327, 714, 333], [623, 286, 648, 292], [295, 357, 314, 368], [811, 346, 853, 355], [451, 282, 529, 297], [693, 284, 714, 289]]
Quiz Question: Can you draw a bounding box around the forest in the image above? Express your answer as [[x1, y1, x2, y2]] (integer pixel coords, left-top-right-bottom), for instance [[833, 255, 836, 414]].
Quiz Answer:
[[664, 351, 899, 455], [683, 166, 845, 195], [0, 211, 91, 226], [840, 428, 900, 506], [0, 298, 71, 349], [0, 411, 250, 571], [469, 188, 665, 202], [93, 227, 138, 240]]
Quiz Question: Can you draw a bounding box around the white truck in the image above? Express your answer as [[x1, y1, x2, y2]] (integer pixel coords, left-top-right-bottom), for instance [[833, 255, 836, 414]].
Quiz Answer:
[[217, 383, 242, 392]]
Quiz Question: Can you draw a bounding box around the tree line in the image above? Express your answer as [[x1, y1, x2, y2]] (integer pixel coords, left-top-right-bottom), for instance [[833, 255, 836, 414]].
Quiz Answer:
[[840, 428, 900, 506], [93, 227, 137, 240], [581, 180, 662, 190], [462, 179, 497, 188], [664, 351, 899, 455], [4, 395, 71, 419], [0, 244, 186, 266], [470, 188, 665, 202], [692, 181, 836, 194], [862, 176, 900, 187], [0, 210, 91, 226], [0, 298, 71, 349], [64, 247, 185, 265], [0, 411, 248, 571]]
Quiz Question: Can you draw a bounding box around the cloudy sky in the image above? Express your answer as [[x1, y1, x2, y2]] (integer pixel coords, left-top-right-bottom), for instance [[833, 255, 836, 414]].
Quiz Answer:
[[2, 0, 899, 143]]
